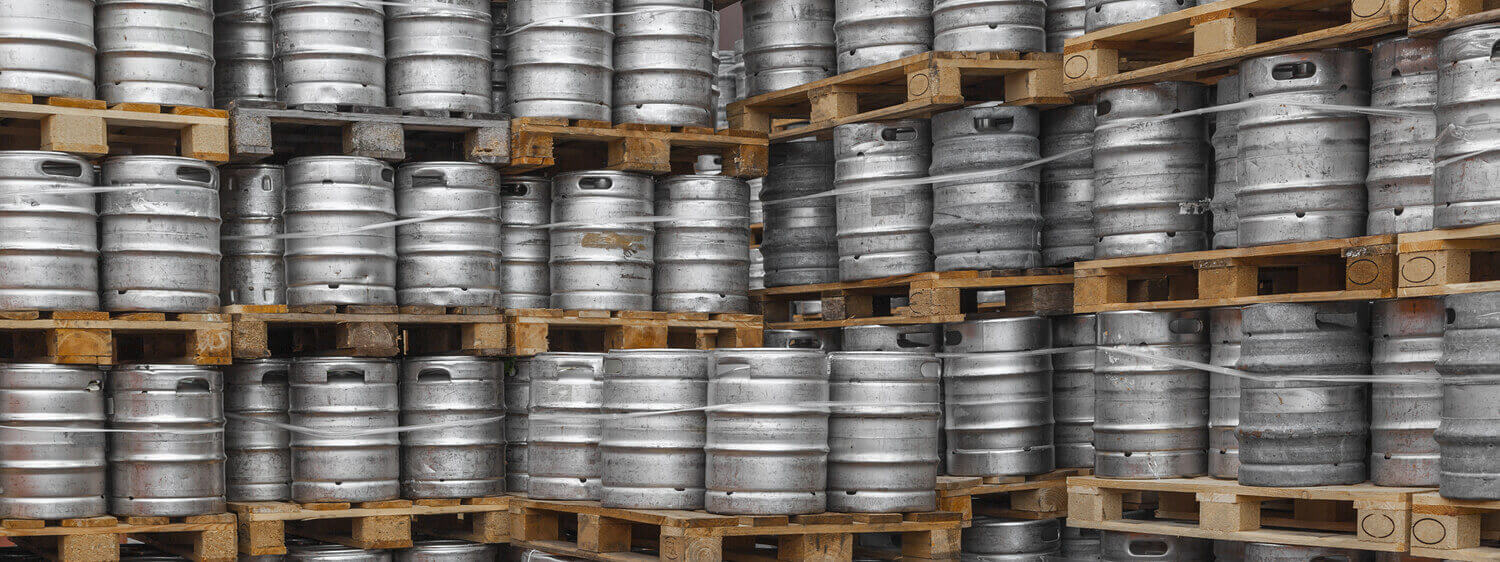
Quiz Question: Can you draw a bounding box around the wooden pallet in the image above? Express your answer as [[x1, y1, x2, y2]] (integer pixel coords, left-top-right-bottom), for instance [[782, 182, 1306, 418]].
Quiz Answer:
[[226, 100, 508, 164], [500, 118, 768, 178], [754, 269, 1075, 328], [1067, 475, 1433, 552], [504, 309, 764, 356], [1408, 492, 1500, 560], [229, 497, 510, 556], [935, 468, 1092, 524], [509, 497, 964, 562], [1410, 0, 1500, 35], [728, 51, 1070, 142], [1396, 223, 1500, 298], [1060, 0, 1408, 94], [1, 514, 236, 561], [1072, 235, 1397, 314], [224, 304, 507, 359], [0, 310, 230, 366], [0, 92, 228, 161]]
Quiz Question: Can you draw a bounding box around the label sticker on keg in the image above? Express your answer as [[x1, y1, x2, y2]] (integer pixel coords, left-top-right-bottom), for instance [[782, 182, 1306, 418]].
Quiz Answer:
[[869, 195, 907, 217]]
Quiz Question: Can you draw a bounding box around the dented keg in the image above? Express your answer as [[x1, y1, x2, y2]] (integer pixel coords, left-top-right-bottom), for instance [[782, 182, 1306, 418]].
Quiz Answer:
[[108, 365, 226, 517], [289, 357, 400, 503], [399, 356, 504, 498], [1041, 105, 1096, 265], [1095, 310, 1209, 478], [499, 176, 550, 309], [613, 0, 715, 126], [933, 0, 1046, 52], [1435, 25, 1500, 227], [827, 352, 941, 512], [1209, 307, 1243, 479], [1045, 0, 1086, 52], [395, 162, 503, 308], [1435, 291, 1500, 499], [742, 0, 835, 95], [764, 328, 841, 350], [1052, 314, 1096, 469], [284, 156, 398, 307], [1084, 0, 1197, 32], [1368, 37, 1438, 235], [1092, 82, 1209, 258], [507, 0, 614, 120], [834, 120, 934, 281], [550, 171, 654, 311], [1370, 298, 1442, 487], [1242, 543, 1370, 561], [0, 0, 94, 98], [386, 0, 492, 112], [214, 0, 277, 105], [100, 156, 222, 313], [654, 175, 751, 313], [505, 359, 532, 493], [762, 137, 839, 286], [396, 540, 496, 561], [272, 0, 386, 106], [706, 348, 829, 515], [1099, 532, 1211, 562], [97, 0, 214, 107], [942, 317, 1055, 477], [0, 151, 98, 310], [1211, 75, 1241, 249], [833, 0, 933, 72], [221, 164, 286, 306], [528, 353, 606, 500], [930, 106, 1043, 271], [841, 324, 941, 352], [226, 359, 291, 502], [601, 349, 708, 509], [0, 364, 106, 519], [962, 517, 1061, 560]]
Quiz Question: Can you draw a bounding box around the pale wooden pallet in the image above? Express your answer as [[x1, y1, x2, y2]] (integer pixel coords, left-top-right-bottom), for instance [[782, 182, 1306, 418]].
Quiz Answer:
[[0, 92, 228, 161], [1396, 223, 1500, 298], [229, 497, 509, 556], [225, 99, 508, 164], [504, 309, 764, 356], [754, 269, 1075, 328], [935, 468, 1093, 524], [1409, 492, 1500, 560], [223, 304, 507, 359], [0, 310, 229, 366], [1, 514, 236, 561], [501, 118, 767, 178], [1409, 0, 1500, 35]]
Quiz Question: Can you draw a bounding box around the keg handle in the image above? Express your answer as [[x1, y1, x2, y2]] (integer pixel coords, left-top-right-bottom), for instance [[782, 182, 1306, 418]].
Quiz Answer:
[[1271, 61, 1317, 81], [972, 117, 1014, 133], [879, 127, 919, 142], [578, 177, 614, 190], [261, 371, 288, 385], [783, 337, 822, 349], [1310, 557, 1350, 562], [40, 160, 84, 178], [1167, 318, 1204, 335], [409, 172, 448, 188], [896, 332, 934, 348], [325, 369, 366, 383], [416, 368, 451, 382], [176, 379, 211, 393], [714, 358, 749, 375], [500, 182, 531, 196], [1095, 100, 1112, 117], [176, 165, 214, 186], [1313, 311, 1361, 329], [1126, 539, 1170, 557]]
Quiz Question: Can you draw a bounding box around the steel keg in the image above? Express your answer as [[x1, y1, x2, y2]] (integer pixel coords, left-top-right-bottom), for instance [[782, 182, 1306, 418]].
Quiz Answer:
[[933, 0, 1046, 52], [601, 349, 709, 509], [1436, 24, 1500, 227], [272, 0, 386, 106], [706, 348, 829, 515], [1238, 302, 1370, 487], [505, 359, 532, 493], [0, 0, 94, 98], [742, 0, 835, 95], [1211, 75, 1241, 249], [930, 106, 1043, 271], [225, 359, 291, 502], [1435, 291, 1500, 499], [1095, 310, 1209, 478], [400, 356, 504, 498], [714, 49, 736, 127], [214, 0, 276, 105], [942, 317, 1055, 477], [550, 171, 654, 311], [962, 517, 1061, 560], [613, 0, 715, 126], [1041, 105, 1096, 266], [289, 357, 400, 503], [527, 353, 606, 500], [396, 540, 497, 561], [835, 120, 933, 280], [750, 246, 766, 291], [733, 39, 748, 101], [833, 0, 933, 72], [97, 0, 214, 106], [1242, 544, 1370, 561], [395, 162, 503, 308], [1216, 540, 1247, 562], [654, 175, 751, 313], [286, 544, 392, 561], [386, 0, 491, 112], [1061, 527, 1101, 560], [1083, 0, 1197, 32], [1370, 298, 1442, 487], [1368, 37, 1438, 235], [1208, 307, 1242, 480], [221, 164, 286, 306], [827, 352, 941, 512], [1092, 82, 1208, 258], [842, 324, 940, 351], [762, 137, 839, 287], [1053, 314, 1096, 468], [284, 156, 398, 306], [500, 176, 550, 309], [506, 0, 614, 120], [1099, 532, 1211, 562], [764, 328, 841, 350], [1045, 0, 1086, 52], [750, 178, 765, 224], [100, 156, 221, 313], [0, 364, 106, 519], [0, 151, 98, 310], [490, 3, 508, 110], [108, 365, 225, 517]]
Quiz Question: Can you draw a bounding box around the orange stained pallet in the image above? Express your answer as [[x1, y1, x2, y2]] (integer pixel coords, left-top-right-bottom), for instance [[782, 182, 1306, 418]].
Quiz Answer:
[[0, 310, 230, 366], [501, 118, 768, 178], [1409, 492, 1500, 560], [755, 269, 1075, 328], [1060, 0, 1408, 94], [728, 51, 1071, 142], [1, 513, 236, 562], [224, 304, 507, 359], [229, 497, 510, 556], [0, 92, 228, 161], [1396, 223, 1500, 298], [504, 309, 764, 356], [1409, 0, 1500, 35]]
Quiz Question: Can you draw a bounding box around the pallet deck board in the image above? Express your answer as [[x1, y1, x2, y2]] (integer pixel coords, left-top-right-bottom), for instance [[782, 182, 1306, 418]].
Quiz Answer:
[[225, 100, 509, 164], [0, 92, 229, 161], [501, 117, 768, 178], [756, 269, 1074, 326], [1, 513, 236, 561]]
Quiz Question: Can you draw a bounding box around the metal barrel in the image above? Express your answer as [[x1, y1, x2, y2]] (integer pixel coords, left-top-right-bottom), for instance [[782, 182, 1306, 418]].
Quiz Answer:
[[399, 356, 504, 498], [714, 49, 737, 127], [505, 359, 532, 493], [395, 162, 503, 308], [221, 164, 286, 306], [833, 0, 933, 72], [1099, 532, 1212, 562], [0, 364, 106, 519], [499, 176, 551, 309], [841, 324, 941, 352], [962, 517, 1061, 560], [834, 120, 934, 281], [742, 0, 835, 96], [99, 156, 222, 313], [550, 171, 655, 311], [1210, 75, 1241, 249], [1243, 543, 1372, 561], [1208, 307, 1243, 480], [1041, 105, 1096, 266], [733, 39, 747, 101], [0, 151, 98, 310], [1083, 0, 1197, 32], [1237, 49, 1371, 246], [750, 246, 766, 291], [706, 348, 829, 515], [490, 3, 508, 111], [933, 0, 1046, 52], [395, 540, 498, 561], [0, 0, 94, 98], [764, 328, 842, 350], [1092, 82, 1209, 258], [654, 175, 751, 313], [1435, 291, 1500, 499], [762, 137, 839, 287], [1094, 310, 1209, 478], [1052, 314, 1096, 468], [1216, 540, 1247, 562], [1436, 24, 1500, 228], [930, 106, 1042, 271], [1045, 0, 1085, 52], [225, 359, 292, 502], [286, 543, 392, 561], [386, 0, 492, 112], [108, 365, 225, 517], [214, 0, 277, 105], [601, 349, 709, 509], [284, 156, 398, 306], [827, 352, 941, 513], [750, 177, 765, 224], [272, 0, 387, 107], [1370, 298, 1442, 487], [527, 352, 606, 500], [613, 0, 715, 127], [942, 317, 1055, 477], [1061, 527, 1101, 560], [1368, 36, 1439, 235], [97, 0, 214, 106], [1238, 302, 1370, 487], [506, 0, 614, 120], [289, 357, 400, 503]]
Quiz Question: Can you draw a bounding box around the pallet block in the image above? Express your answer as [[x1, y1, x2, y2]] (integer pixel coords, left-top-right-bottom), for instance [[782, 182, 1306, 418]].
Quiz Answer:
[[1409, 492, 1500, 560], [1410, 0, 1500, 35], [1396, 223, 1500, 298]]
